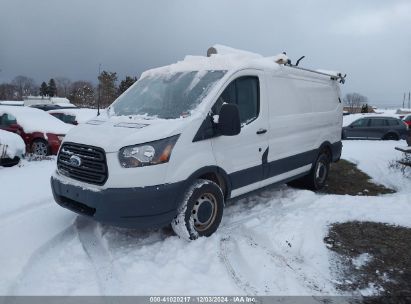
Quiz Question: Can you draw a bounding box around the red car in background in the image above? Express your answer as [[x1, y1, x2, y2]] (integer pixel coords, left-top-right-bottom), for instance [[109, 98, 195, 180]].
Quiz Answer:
[[403, 115, 411, 127], [0, 106, 72, 156]]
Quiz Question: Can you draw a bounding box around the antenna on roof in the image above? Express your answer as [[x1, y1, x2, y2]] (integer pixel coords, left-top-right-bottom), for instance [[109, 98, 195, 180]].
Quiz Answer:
[[295, 56, 305, 66]]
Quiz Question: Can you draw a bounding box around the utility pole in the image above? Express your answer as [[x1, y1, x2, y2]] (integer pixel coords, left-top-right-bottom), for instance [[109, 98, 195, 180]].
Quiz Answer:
[[408, 91, 410, 110], [97, 63, 101, 116], [404, 93, 406, 109]]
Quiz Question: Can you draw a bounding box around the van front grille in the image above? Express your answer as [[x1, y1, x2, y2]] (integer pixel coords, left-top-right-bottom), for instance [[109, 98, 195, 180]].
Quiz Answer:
[[57, 142, 108, 185]]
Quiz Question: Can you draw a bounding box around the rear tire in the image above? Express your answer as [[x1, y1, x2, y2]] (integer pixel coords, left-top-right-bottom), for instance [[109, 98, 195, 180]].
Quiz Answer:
[[31, 139, 49, 156], [172, 179, 224, 240], [288, 150, 331, 191], [382, 133, 399, 141]]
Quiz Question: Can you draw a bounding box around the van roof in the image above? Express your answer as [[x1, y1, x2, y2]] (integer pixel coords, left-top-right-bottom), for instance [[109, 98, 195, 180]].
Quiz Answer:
[[141, 44, 345, 83]]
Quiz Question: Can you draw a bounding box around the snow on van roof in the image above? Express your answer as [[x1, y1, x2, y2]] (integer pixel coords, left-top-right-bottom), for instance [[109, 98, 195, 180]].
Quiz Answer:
[[0, 106, 72, 134], [141, 44, 288, 78], [140, 44, 344, 84]]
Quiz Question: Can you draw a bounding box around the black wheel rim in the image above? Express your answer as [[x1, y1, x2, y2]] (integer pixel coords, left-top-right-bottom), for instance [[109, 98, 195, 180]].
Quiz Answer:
[[191, 192, 218, 232], [315, 161, 327, 184]]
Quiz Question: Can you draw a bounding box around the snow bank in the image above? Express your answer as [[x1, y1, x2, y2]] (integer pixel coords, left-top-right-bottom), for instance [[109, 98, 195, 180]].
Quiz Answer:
[[0, 106, 72, 134], [0, 129, 25, 159], [48, 108, 98, 124]]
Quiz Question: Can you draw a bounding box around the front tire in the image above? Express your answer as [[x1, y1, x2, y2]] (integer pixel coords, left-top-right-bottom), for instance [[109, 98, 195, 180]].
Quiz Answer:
[[172, 179, 224, 240], [31, 139, 49, 156]]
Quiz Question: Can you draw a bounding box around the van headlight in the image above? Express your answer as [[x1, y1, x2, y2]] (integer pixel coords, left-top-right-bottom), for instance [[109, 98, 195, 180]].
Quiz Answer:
[[119, 135, 180, 168]]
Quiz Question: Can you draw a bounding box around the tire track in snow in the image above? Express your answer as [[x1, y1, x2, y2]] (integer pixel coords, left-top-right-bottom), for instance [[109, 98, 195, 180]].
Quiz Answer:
[[7, 223, 77, 295], [0, 197, 51, 225], [218, 226, 331, 295], [75, 217, 125, 295]]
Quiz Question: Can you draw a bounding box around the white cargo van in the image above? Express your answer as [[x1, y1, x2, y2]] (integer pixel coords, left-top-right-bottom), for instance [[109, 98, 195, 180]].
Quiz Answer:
[[51, 45, 345, 240]]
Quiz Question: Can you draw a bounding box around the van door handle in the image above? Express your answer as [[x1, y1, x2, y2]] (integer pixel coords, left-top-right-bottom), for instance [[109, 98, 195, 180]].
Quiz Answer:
[[256, 128, 267, 135]]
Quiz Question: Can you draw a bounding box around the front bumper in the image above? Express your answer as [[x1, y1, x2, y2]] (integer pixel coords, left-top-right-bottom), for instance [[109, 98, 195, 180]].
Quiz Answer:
[[51, 176, 185, 228]]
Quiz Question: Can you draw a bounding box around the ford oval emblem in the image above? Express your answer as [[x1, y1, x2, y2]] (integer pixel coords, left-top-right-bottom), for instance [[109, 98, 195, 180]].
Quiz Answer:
[[69, 155, 82, 167]]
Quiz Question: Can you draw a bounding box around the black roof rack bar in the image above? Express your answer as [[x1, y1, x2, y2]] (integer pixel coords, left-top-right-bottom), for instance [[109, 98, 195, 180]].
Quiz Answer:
[[286, 65, 347, 84]]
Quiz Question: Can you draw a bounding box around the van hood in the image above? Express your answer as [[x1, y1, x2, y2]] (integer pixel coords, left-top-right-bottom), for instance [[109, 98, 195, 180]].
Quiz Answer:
[[63, 116, 188, 153]]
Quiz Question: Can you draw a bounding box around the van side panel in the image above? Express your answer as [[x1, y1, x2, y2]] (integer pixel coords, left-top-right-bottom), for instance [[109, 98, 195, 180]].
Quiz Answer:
[[265, 71, 342, 168]]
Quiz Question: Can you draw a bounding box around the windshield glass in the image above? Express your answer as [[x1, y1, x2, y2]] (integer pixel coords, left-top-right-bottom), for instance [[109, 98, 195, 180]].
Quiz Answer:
[[111, 70, 226, 119]]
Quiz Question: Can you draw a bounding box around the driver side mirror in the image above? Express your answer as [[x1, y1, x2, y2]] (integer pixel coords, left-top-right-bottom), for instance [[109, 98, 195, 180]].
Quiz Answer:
[[217, 104, 241, 136]]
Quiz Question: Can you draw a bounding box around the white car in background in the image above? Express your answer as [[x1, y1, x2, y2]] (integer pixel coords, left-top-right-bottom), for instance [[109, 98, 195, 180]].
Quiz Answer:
[[0, 129, 25, 167]]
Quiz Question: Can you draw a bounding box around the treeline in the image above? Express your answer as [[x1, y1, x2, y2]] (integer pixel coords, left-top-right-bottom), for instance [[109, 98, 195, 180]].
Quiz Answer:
[[0, 72, 138, 108]]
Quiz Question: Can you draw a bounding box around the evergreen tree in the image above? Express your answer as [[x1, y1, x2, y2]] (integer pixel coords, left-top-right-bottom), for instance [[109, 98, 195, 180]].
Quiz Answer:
[[39, 82, 49, 97], [118, 76, 137, 95], [98, 71, 118, 107], [48, 78, 57, 97]]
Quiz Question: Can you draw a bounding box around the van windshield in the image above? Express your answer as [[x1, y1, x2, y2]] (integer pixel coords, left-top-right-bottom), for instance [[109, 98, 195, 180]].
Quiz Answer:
[[111, 70, 226, 119]]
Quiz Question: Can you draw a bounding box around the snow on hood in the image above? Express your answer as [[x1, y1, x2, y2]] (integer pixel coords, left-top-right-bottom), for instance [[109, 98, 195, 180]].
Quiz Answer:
[[0, 106, 72, 135], [0, 129, 25, 158], [63, 115, 188, 153]]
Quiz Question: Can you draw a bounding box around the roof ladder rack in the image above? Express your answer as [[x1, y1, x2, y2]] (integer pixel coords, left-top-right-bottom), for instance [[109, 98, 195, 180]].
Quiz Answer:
[[286, 65, 347, 84]]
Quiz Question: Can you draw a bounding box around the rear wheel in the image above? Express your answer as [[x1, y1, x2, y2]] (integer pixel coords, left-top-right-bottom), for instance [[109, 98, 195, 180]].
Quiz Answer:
[[31, 139, 49, 156], [172, 179, 224, 240], [382, 133, 399, 141], [288, 150, 331, 191]]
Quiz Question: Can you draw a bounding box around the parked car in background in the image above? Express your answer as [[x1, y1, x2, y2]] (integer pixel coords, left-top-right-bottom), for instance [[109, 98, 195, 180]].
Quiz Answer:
[[342, 116, 409, 140], [0, 106, 72, 156], [30, 104, 77, 111], [0, 129, 25, 167], [403, 114, 411, 127], [0, 101, 24, 106], [48, 108, 98, 125]]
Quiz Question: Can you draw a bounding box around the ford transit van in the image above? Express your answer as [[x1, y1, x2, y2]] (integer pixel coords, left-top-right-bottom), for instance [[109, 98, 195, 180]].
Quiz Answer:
[[51, 45, 345, 240]]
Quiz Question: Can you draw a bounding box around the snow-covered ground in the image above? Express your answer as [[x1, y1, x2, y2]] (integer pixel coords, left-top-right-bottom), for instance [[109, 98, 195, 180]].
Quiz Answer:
[[0, 140, 410, 296]]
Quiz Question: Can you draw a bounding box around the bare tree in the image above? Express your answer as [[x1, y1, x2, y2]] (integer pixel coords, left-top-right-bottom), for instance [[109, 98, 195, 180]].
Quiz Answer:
[[343, 93, 368, 113], [55, 77, 71, 97], [0, 83, 18, 100], [11, 75, 37, 100]]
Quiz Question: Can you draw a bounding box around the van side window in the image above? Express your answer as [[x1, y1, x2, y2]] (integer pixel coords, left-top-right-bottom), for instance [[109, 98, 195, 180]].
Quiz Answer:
[[213, 76, 259, 125]]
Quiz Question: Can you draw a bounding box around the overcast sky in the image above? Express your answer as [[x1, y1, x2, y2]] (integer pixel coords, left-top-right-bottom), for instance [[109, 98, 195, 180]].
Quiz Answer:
[[0, 0, 410, 106]]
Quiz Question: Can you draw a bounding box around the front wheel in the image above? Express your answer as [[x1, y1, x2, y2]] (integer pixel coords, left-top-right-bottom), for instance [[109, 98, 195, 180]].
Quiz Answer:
[[172, 179, 224, 240], [31, 139, 49, 156]]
